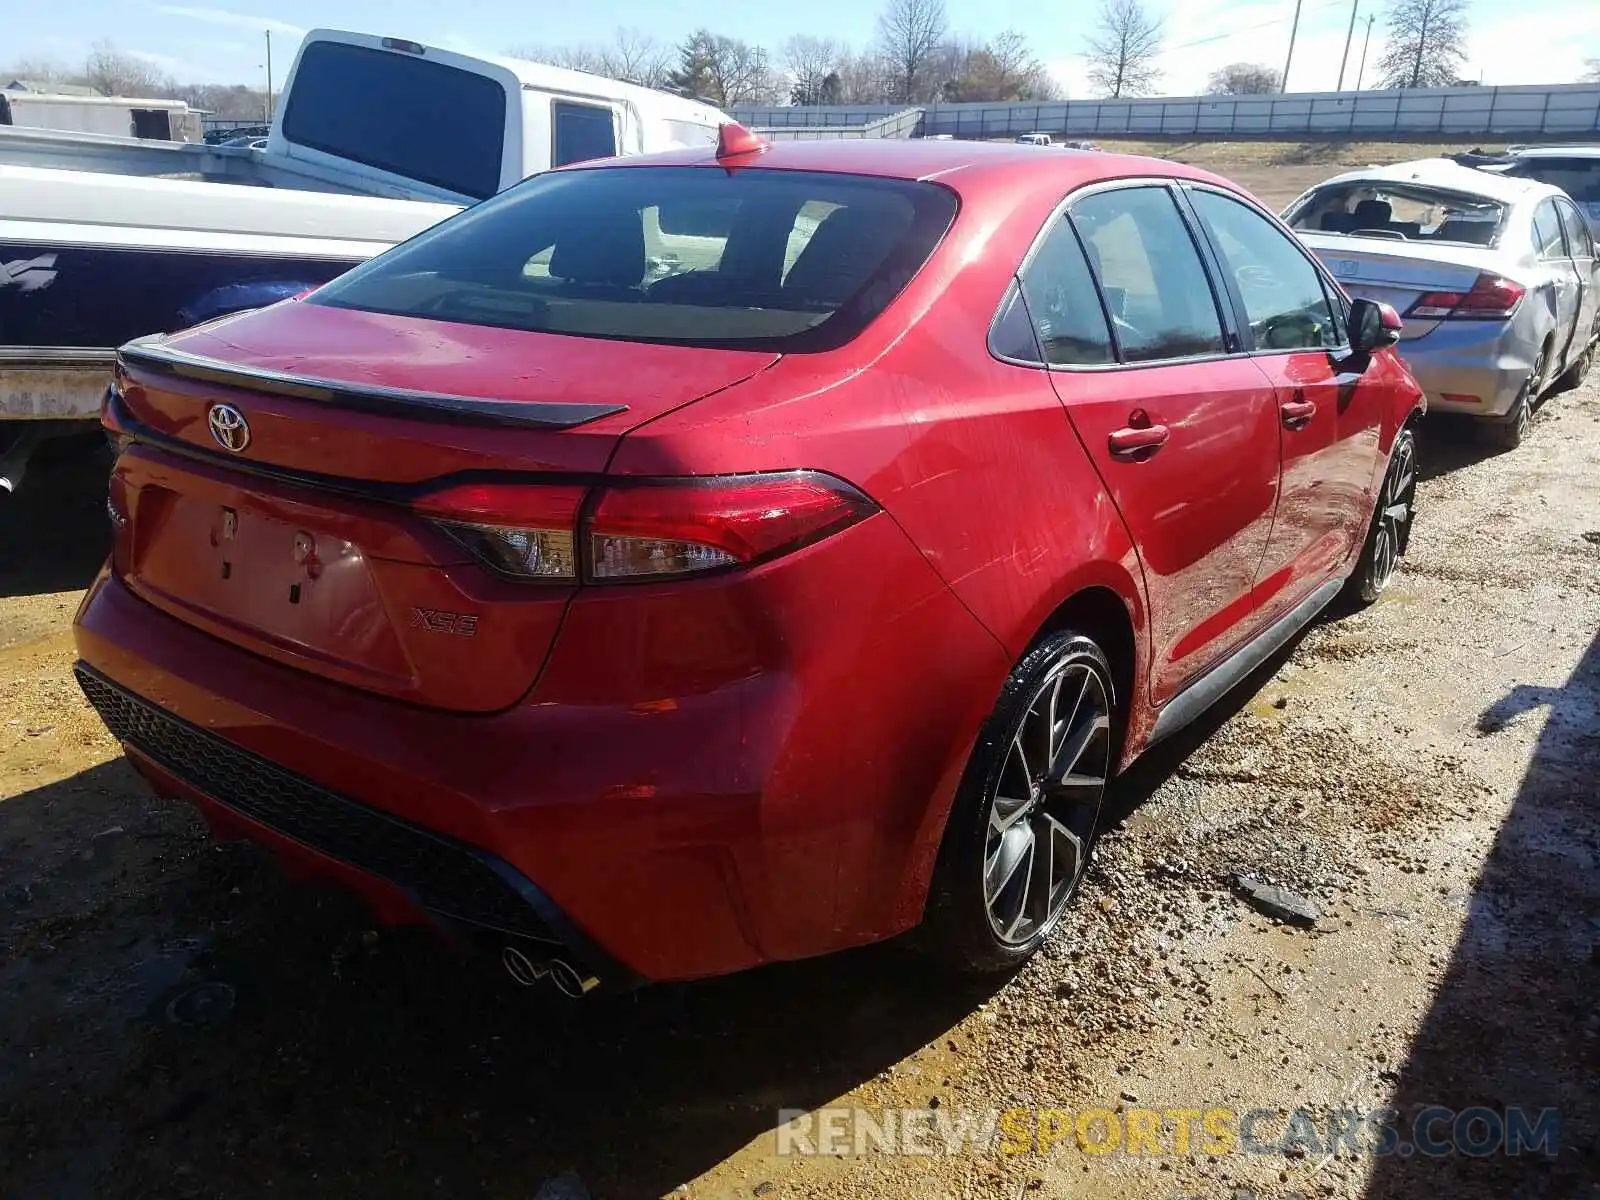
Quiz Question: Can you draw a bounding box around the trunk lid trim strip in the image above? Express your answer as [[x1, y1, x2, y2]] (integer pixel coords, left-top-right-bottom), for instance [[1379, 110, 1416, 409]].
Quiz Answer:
[[118, 338, 628, 430]]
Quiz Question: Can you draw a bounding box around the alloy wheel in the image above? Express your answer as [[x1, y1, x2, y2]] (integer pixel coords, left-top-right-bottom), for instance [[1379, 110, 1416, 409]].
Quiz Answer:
[[982, 660, 1111, 946], [1369, 434, 1416, 594]]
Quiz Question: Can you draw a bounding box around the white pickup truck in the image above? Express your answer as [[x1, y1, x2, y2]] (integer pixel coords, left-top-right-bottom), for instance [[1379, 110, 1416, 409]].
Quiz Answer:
[[0, 28, 729, 491]]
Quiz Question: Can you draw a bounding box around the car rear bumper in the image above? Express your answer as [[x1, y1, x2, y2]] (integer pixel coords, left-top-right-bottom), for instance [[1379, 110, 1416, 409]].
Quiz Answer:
[[72, 512, 1010, 983], [1399, 321, 1538, 418]]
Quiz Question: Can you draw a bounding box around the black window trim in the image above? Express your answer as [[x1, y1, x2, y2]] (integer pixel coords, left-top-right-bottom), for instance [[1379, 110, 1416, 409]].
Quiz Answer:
[[1553, 196, 1594, 260], [1179, 181, 1353, 359], [1533, 197, 1569, 261], [988, 176, 1249, 374], [550, 98, 619, 169]]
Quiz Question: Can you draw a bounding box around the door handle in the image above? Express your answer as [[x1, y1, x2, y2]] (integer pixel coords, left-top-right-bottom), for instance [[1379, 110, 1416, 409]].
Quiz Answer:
[[1280, 398, 1317, 429], [1108, 424, 1170, 458]]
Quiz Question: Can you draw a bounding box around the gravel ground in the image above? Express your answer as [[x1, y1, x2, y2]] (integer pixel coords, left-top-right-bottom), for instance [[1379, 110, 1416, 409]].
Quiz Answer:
[[2, 359, 1597, 1199]]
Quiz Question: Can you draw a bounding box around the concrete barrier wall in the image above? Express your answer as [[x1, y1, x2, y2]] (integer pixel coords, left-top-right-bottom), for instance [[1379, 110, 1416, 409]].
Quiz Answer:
[[733, 83, 1600, 139]]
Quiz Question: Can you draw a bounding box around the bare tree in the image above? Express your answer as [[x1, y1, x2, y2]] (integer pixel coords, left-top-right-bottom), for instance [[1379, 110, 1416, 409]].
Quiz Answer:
[[178, 83, 273, 120], [1205, 62, 1283, 95], [2, 57, 78, 86], [83, 40, 174, 98], [783, 35, 845, 106], [607, 29, 674, 90], [667, 30, 779, 108], [875, 0, 948, 103], [1374, 0, 1468, 90], [1083, 0, 1164, 99], [835, 50, 891, 103], [943, 31, 1059, 101], [511, 28, 672, 90], [1581, 57, 1599, 83]]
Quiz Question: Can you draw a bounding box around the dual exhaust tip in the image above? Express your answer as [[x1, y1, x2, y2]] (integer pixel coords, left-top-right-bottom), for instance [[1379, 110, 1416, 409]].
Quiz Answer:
[[501, 945, 600, 999]]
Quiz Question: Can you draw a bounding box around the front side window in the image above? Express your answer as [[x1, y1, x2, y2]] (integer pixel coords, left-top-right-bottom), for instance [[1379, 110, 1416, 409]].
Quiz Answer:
[[1532, 200, 1567, 260], [553, 101, 617, 167], [1191, 189, 1342, 352], [1285, 182, 1506, 247], [281, 40, 507, 200], [1069, 187, 1227, 364], [1016, 217, 1113, 365], [312, 166, 957, 352]]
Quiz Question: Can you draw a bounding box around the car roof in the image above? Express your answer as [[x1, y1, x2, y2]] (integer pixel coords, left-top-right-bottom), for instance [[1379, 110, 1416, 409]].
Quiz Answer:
[[1509, 144, 1600, 159], [580, 137, 1232, 199], [1307, 156, 1563, 206]]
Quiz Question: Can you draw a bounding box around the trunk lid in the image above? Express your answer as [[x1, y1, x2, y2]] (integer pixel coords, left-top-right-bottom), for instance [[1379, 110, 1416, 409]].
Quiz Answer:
[[109, 299, 779, 712], [1300, 234, 1515, 340]]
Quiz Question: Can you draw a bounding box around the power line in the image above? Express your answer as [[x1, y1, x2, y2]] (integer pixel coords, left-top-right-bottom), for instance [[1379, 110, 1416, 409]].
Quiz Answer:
[[1164, 0, 1343, 55]]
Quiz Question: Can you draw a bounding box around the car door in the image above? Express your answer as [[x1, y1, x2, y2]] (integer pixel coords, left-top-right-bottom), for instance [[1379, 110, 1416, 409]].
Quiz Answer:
[[1554, 196, 1600, 348], [1019, 183, 1282, 706], [1532, 198, 1584, 372], [1183, 185, 1383, 626]]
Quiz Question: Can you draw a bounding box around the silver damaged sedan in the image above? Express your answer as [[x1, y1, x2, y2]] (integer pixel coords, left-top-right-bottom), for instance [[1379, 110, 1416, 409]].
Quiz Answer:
[[1286, 159, 1600, 449]]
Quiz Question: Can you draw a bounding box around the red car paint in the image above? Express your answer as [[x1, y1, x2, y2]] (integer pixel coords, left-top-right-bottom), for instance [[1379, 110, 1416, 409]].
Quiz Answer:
[[75, 139, 1423, 984]]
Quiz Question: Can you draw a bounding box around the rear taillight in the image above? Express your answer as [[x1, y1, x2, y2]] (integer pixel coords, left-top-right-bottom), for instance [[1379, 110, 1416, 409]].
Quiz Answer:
[[414, 483, 584, 580], [414, 471, 875, 584], [587, 472, 877, 581], [1407, 274, 1526, 320]]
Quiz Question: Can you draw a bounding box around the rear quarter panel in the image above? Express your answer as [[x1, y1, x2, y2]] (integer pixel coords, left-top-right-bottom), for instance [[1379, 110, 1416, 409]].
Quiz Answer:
[[608, 170, 1152, 755]]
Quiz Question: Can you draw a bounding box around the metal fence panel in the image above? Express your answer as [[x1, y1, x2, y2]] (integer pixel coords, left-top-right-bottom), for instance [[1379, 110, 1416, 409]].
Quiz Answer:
[[733, 83, 1600, 141]]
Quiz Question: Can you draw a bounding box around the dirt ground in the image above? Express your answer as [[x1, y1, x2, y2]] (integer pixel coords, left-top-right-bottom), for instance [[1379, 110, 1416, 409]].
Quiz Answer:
[[3, 148, 1599, 1200]]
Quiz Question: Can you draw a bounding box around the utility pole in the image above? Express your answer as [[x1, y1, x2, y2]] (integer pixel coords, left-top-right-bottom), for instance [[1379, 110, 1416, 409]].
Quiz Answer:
[[1280, 0, 1305, 93], [1337, 0, 1360, 90], [1354, 13, 1376, 91], [265, 30, 274, 122]]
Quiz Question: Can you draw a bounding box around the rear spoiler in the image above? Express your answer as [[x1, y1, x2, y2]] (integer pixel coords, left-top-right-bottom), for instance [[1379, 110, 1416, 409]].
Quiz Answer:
[[1447, 150, 1517, 172], [117, 337, 627, 430]]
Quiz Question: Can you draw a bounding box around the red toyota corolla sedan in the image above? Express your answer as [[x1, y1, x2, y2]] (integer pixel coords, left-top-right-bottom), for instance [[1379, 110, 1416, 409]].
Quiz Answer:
[[74, 131, 1423, 993]]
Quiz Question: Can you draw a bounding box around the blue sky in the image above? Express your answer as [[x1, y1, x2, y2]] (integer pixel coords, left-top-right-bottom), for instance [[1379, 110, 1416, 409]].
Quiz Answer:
[[9, 0, 1600, 97]]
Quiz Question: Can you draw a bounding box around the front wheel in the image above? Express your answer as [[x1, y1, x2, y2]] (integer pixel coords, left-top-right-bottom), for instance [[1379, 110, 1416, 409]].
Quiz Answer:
[[1345, 425, 1417, 605], [917, 631, 1117, 974]]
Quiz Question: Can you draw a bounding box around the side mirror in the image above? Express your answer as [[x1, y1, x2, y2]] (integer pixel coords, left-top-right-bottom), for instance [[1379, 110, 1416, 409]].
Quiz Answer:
[[1349, 298, 1403, 352]]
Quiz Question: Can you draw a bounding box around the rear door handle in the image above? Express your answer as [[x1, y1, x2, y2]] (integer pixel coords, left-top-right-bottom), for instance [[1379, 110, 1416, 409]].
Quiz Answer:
[[1280, 399, 1317, 429], [1108, 424, 1170, 457]]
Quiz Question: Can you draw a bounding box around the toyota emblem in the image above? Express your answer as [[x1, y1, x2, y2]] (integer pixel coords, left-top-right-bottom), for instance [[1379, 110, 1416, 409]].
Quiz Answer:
[[207, 403, 250, 453]]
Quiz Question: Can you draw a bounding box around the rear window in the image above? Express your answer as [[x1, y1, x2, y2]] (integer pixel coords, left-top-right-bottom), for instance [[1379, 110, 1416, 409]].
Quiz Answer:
[[1286, 182, 1506, 247], [281, 41, 507, 200], [311, 166, 958, 351], [1508, 158, 1600, 203]]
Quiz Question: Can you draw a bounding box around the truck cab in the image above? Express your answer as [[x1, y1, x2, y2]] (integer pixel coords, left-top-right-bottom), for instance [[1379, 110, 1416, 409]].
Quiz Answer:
[[269, 30, 726, 203]]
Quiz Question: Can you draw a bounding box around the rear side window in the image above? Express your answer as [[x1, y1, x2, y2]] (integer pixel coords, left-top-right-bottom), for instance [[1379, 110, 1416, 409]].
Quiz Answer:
[[1017, 217, 1114, 365], [1189, 190, 1343, 351], [281, 41, 507, 200], [311, 166, 958, 352], [1532, 200, 1567, 259], [1556, 198, 1596, 258], [553, 101, 617, 167], [1069, 187, 1227, 363]]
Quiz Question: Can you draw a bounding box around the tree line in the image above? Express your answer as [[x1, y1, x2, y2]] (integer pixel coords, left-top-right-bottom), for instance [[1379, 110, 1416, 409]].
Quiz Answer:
[[514, 0, 1059, 107], [4, 41, 272, 118], [8, 0, 1596, 117]]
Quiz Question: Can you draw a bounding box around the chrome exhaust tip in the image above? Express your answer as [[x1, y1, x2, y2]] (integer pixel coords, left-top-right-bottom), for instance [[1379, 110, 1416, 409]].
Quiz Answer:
[[501, 945, 600, 998]]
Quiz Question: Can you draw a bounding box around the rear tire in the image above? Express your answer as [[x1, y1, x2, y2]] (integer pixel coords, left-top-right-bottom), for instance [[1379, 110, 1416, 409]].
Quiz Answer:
[[1345, 425, 1417, 605], [1553, 328, 1595, 394], [917, 631, 1117, 975], [1481, 341, 1549, 451]]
